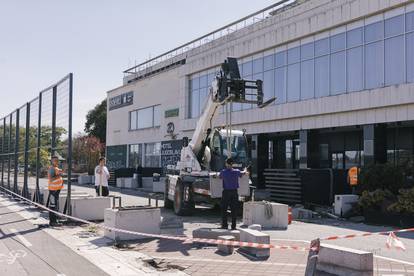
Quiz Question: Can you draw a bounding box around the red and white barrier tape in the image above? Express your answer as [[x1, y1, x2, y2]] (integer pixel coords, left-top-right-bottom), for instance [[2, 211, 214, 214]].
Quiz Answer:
[[320, 228, 414, 241], [0, 187, 306, 250]]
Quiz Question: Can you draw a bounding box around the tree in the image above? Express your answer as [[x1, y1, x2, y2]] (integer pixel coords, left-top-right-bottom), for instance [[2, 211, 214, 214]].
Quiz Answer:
[[72, 134, 104, 175], [85, 99, 107, 143]]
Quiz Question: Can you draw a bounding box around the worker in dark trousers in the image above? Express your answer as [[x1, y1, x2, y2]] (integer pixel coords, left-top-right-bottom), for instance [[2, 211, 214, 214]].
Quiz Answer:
[[218, 158, 248, 230], [48, 156, 64, 227]]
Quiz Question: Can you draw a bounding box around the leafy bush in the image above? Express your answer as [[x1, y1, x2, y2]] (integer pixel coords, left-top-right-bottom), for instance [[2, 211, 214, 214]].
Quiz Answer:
[[359, 163, 405, 194], [358, 189, 395, 212], [388, 187, 414, 214]]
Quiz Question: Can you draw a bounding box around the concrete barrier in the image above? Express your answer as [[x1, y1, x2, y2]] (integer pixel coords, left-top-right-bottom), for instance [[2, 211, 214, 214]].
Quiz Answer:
[[117, 177, 137, 189], [217, 235, 235, 255], [239, 228, 270, 258], [192, 228, 240, 241], [142, 177, 153, 192], [104, 207, 161, 241], [248, 224, 262, 231], [70, 197, 111, 220], [78, 175, 93, 185], [152, 177, 166, 193], [243, 201, 288, 229], [315, 244, 373, 276]]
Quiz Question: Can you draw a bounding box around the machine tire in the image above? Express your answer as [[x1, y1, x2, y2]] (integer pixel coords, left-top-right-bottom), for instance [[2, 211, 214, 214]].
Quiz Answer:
[[174, 181, 194, 216], [164, 178, 173, 209]]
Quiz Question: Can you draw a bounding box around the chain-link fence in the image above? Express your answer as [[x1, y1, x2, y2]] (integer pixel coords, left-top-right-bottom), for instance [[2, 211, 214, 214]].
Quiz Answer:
[[0, 73, 73, 214]]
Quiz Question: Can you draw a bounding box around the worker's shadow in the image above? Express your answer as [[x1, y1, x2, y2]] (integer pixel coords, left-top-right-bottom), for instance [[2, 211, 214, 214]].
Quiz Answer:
[[154, 238, 214, 256]]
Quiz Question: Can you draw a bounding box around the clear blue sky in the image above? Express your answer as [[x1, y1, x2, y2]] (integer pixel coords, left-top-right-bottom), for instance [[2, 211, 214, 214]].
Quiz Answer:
[[0, 0, 277, 133]]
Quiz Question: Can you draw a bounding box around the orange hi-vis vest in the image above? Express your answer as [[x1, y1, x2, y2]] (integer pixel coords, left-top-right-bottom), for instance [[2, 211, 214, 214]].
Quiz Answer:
[[48, 166, 64, 191], [348, 166, 359, 186]]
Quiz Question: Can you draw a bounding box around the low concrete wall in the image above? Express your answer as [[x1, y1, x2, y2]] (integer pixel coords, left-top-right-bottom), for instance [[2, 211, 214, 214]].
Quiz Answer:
[[315, 244, 373, 276], [104, 207, 161, 241], [70, 197, 111, 221], [243, 201, 288, 229]]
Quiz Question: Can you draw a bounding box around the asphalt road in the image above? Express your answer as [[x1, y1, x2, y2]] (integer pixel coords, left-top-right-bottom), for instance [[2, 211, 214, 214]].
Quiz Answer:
[[0, 197, 108, 276]]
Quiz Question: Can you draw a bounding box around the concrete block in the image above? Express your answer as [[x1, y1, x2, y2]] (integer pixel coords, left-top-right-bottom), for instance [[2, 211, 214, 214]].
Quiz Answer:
[[239, 228, 270, 258], [316, 244, 373, 276], [243, 201, 288, 229], [334, 194, 359, 217], [152, 177, 165, 193], [142, 177, 153, 191], [292, 207, 314, 219], [217, 235, 235, 255], [248, 224, 262, 231], [192, 228, 240, 241], [104, 207, 161, 241], [71, 197, 111, 220], [78, 175, 92, 185], [209, 174, 250, 198], [122, 178, 137, 189]]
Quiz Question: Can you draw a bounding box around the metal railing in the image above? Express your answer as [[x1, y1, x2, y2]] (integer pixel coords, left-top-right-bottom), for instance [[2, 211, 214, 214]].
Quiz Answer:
[[123, 0, 298, 76], [0, 73, 73, 214]]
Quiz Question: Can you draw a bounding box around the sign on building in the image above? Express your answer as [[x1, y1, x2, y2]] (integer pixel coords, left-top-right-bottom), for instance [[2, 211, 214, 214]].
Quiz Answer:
[[109, 91, 133, 111], [161, 140, 182, 171]]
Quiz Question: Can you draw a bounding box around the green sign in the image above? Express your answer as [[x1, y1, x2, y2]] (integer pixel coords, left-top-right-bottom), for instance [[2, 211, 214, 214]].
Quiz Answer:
[[165, 108, 179, 118]]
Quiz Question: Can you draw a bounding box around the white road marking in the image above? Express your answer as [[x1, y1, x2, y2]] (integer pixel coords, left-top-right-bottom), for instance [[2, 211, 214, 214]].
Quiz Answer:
[[57, 274, 66, 276], [0, 250, 27, 265], [375, 254, 414, 266], [9, 228, 32, 247]]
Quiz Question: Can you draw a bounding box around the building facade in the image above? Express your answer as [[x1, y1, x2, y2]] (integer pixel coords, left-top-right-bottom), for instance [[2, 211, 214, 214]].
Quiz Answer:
[[106, 0, 414, 187]]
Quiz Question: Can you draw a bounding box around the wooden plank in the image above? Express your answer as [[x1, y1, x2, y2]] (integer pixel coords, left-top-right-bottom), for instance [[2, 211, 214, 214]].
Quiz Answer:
[[265, 180, 301, 185], [265, 185, 302, 190]]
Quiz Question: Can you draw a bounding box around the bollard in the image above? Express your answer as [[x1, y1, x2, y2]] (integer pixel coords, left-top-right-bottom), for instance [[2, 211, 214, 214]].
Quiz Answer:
[[304, 238, 320, 276]]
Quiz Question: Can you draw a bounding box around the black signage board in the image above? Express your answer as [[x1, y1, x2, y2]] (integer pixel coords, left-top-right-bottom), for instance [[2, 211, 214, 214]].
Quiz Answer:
[[109, 91, 133, 111], [161, 140, 182, 171], [106, 145, 127, 169]]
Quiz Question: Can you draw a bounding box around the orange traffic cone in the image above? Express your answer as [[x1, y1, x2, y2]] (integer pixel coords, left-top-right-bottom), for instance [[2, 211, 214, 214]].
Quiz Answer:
[[288, 207, 292, 225]]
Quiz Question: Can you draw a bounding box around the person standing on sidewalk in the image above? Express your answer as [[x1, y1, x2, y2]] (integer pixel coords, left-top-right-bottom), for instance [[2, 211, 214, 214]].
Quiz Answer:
[[48, 156, 64, 227], [95, 157, 110, 196], [218, 158, 248, 230]]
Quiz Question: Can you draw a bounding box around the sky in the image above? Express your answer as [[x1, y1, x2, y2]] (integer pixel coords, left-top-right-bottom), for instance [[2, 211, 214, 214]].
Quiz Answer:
[[0, 0, 278, 133]]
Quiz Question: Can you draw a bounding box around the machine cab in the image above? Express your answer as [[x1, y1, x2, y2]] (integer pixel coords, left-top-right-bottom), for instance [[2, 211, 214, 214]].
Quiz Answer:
[[208, 128, 249, 171]]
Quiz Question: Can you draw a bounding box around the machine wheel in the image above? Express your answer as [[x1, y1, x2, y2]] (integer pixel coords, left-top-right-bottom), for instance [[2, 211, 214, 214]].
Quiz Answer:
[[164, 178, 173, 209], [174, 181, 194, 216]]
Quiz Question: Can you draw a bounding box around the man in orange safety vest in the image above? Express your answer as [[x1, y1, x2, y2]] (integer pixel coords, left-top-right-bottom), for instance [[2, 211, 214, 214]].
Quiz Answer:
[[347, 166, 359, 194], [48, 156, 64, 226]]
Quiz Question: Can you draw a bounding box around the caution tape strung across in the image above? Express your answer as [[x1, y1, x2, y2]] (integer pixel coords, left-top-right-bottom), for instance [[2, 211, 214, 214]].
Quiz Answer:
[[0, 186, 308, 250]]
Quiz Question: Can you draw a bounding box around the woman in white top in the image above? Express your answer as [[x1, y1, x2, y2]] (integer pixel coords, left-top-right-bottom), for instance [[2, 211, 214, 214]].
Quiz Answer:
[[95, 157, 110, 196]]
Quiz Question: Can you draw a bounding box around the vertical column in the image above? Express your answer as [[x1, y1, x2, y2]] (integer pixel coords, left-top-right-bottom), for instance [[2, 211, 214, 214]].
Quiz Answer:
[[23, 102, 30, 198], [299, 130, 308, 169], [374, 124, 387, 164], [257, 134, 269, 189], [250, 134, 258, 187], [363, 124, 375, 165], [35, 93, 42, 203], [13, 109, 20, 193]]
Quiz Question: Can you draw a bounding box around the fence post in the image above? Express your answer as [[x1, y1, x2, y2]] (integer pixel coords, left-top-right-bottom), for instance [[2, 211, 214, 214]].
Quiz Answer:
[[51, 86, 57, 157], [23, 103, 30, 199], [35, 93, 42, 203], [7, 114, 12, 190], [65, 73, 73, 215], [1, 118, 5, 187], [13, 109, 20, 194]]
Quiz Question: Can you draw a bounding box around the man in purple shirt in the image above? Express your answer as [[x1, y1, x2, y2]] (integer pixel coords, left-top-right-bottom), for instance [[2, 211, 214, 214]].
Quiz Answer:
[[219, 158, 248, 230]]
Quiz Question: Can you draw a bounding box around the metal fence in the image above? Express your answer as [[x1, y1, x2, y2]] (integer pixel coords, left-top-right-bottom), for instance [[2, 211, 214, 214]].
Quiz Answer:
[[0, 73, 73, 214]]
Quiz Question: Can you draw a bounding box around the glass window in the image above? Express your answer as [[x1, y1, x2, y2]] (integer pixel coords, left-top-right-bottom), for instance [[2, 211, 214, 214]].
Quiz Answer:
[[242, 61, 252, 77], [385, 15, 404, 38], [365, 21, 383, 43], [315, 56, 330, 98], [315, 38, 330, 56], [264, 54, 274, 71], [330, 51, 346, 95], [144, 142, 161, 167], [191, 90, 199, 118], [288, 47, 300, 64], [365, 41, 384, 89], [301, 42, 314, 60], [275, 67, 287, 104], [347, 47, 363, 92], [287, 63, 300, 102], [347, 27, 363, 48], [330, 33, 346, 52], [207, 72, 215, 86], [275, 51, 287, 67], [233, 102, 243, 112], [153, 105, 161, 127], [385, 35, 405, 85], [199, 75, 208, 88], [129, 111, 137, 130], [263, 70, 275, 102], [407, 33, 414, 83], [137, 107, 153, 129], [407, 11, 414, 32], [129, 144, 142, 168], [191, 77, 199, 90], [199, 87, 208, 111], [253, 58, 263, 74], [300, 60, 314, 100]]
